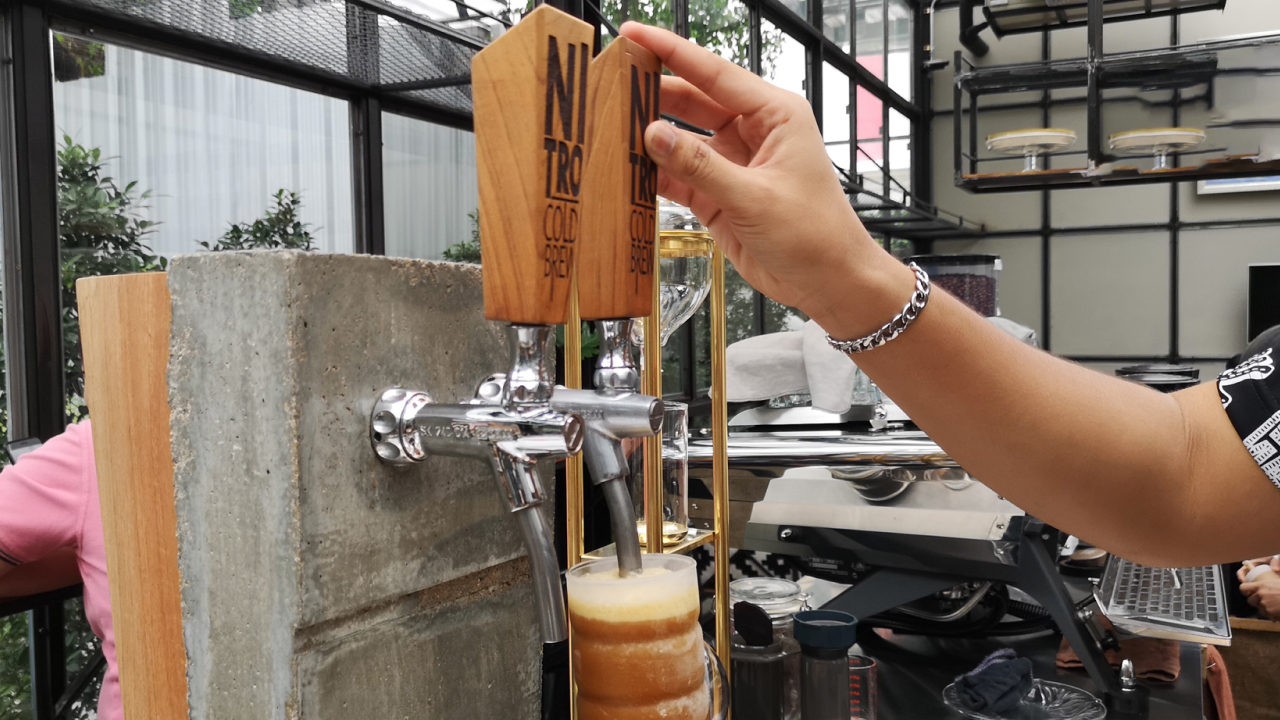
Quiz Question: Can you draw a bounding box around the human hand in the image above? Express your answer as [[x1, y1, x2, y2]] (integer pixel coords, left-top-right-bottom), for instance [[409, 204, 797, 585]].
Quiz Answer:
[[1237, 555, 1280, 583], [1240, 579, 1280, 619], [618, 23, 907, 329]]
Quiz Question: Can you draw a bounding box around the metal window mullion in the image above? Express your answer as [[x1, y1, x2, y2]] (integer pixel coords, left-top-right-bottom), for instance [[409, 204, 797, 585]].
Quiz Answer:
[[1169, 14, 1180, 363], [911, 0, 930, 205], [350, 97, 386, 256], [673, 0, 690, 38], [346, 6, 386, 256], [749, 1, 762, 74], [2, 1, 65, 443], [29, 601, 67, 720]]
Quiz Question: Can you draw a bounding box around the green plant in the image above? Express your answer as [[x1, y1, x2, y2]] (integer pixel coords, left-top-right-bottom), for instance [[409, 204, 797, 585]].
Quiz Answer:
[[442, 209, 482, 264], [198, 190, 316, 252], [555, 322, 601, 361], [0, 613, 30, 719], [58, 137, 167, 423], [598, 0, 782, 74], [52, 34, 106, 83]]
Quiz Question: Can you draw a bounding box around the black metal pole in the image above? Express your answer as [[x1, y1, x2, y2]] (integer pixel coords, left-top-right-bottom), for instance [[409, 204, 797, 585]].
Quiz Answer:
[[1086, 0, 1104, 166], [1, 2, 65, 442], [346, 6, 386, 256], [1040, 29, 1052, 350], [350, 97, 386, 256], [29, 602, 67, 720], [912, 0, 933, 207], [1168, 14, 1180, 363]]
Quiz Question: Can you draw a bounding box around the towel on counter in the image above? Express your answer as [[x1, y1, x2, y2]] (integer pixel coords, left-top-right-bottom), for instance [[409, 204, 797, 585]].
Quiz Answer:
[[1055, 636, 1181, 683], [953, 649, 1035, 715], [726, 330, 807, 402], [802, 320, 860, 413], [1204, 645, 1237, 720]]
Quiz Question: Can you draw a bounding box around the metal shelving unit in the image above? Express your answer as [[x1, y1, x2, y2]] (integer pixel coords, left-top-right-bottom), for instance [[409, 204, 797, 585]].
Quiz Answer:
[[954, 0, 1280, 193], [981, 0, 1227, 37]]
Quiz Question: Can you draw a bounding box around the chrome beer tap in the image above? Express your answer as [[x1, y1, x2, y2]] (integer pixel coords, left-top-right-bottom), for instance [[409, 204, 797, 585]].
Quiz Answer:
[[552, 321, 657, 575], [477, 321, 661, 577], [370, 325, 581, 644]]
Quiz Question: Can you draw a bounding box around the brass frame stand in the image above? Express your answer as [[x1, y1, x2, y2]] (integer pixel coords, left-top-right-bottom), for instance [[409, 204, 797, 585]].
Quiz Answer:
[[565, 230, 732, 717]]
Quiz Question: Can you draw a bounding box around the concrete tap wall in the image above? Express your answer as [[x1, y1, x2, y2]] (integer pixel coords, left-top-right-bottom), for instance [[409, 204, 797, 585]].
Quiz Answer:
[[167, 251, 546, 719]]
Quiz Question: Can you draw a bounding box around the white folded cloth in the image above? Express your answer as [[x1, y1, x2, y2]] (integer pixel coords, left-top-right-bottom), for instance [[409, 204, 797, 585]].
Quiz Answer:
[[725, 330, 807, 402], [802, 320, 859, 413], [725, 315, 1040, 410]]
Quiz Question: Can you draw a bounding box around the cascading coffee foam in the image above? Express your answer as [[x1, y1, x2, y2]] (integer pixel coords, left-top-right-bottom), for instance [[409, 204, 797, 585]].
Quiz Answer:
[[568, 556, 709, 720]]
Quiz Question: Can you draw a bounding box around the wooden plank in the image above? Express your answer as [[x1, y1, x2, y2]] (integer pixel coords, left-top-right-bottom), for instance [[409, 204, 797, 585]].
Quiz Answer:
[[578, 37, 661, 320], [472, 4, 594, 325], [78, 272, 189, 720], [1231, 616, 1280, 633]]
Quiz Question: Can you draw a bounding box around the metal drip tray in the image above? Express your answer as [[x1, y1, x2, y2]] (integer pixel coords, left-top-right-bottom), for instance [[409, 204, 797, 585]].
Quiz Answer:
[[688, 429, 1025, 557], [1095, 557, 1231, 645]]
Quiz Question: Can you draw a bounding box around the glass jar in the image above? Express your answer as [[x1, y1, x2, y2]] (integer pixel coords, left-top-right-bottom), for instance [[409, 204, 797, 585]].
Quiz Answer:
[[730, 635, 787, 720], [731, 579, 808, 720], [794, 610, 859, 720], [629, 402, 690, 546], [907, 253, 1002, 318]]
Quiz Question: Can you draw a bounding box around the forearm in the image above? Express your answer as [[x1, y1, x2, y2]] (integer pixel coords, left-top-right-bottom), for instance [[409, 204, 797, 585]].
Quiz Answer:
[[809, 246, 1238, 565], [0, 548, 80, 600]]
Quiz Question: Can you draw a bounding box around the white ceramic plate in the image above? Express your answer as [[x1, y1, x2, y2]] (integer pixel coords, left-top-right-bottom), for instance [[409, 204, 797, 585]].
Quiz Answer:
[[986, 129, 1078, 155], [1109, 127, 1206, 155]]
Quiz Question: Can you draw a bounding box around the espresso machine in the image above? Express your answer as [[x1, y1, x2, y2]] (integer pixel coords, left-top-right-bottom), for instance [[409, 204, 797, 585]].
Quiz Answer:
[[368, 8, 669, 719], [688, 306, 1227, 718]]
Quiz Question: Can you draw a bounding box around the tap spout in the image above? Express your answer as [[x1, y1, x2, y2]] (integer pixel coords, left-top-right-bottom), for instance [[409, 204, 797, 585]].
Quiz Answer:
[[515, 502, 569, 643]]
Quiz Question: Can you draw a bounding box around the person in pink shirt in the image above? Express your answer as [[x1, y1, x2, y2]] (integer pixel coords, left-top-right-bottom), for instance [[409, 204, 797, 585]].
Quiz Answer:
[[0, 421, 120, 720]]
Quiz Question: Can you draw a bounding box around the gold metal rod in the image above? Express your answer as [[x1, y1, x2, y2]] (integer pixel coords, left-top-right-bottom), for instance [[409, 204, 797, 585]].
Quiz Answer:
[[644, 239, 664, 555], [566, 277, 583, 720], [709, 246, 732, 688], [566, 276, 585, 567]]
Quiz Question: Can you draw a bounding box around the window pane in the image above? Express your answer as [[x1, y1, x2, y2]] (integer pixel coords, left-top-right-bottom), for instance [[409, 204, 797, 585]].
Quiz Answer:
[[762, 22, 807, 99], [662, 326, 687, 396], [855, 0, 885, 80], [823, 63, 851, 170], [885, 0, 912, 100], [600, 0, 675, 34], [855, 83, 885, 195], [54, 37, 354, 421], [822, 0, 851, 52], [690, 0, 752, 68], [64, 597, 105, 719], [780, 0, 808, 22], [383, 114, 479, 261], [888, 108, 911, 202], [764, 300, 807, 334]]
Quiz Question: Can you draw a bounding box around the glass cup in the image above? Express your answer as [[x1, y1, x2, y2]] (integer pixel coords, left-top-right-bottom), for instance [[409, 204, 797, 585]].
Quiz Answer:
[[630, 402, 690, 546], [567, 554, 728, 720]]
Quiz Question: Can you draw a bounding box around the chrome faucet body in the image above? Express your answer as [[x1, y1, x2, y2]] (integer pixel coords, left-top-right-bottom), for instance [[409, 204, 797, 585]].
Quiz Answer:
[[370, 325, 579, 643], [479, 320, 661, 575]]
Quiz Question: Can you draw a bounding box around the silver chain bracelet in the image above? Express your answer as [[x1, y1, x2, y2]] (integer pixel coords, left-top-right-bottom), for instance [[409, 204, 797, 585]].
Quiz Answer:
[[824, 263, 931, 354]]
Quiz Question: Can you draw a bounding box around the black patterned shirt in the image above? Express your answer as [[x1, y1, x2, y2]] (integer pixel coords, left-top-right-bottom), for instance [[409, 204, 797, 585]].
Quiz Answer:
[[1220, 327, 1280, 490]]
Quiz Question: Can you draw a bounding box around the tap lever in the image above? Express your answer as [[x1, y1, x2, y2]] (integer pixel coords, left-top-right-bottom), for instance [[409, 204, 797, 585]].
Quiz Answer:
[[472, 4, 593, 327], [579, 38, 663, 321]]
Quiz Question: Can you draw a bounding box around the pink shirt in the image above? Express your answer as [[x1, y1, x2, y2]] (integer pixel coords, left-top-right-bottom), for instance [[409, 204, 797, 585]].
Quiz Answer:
[[0, 421, 120, 720]]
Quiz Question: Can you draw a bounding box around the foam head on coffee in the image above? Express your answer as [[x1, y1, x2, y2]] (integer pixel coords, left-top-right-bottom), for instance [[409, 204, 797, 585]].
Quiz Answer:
[[568, 565, 700, 622]]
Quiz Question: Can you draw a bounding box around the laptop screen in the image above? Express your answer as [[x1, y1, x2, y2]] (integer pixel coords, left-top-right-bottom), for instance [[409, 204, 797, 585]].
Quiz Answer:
[[1249, 264, 1280, 343]]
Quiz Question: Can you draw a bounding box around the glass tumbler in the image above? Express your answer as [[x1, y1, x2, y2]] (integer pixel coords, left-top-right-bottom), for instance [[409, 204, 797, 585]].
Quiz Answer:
[[568, 554, 728, 720], [630, 401, 690, 546]]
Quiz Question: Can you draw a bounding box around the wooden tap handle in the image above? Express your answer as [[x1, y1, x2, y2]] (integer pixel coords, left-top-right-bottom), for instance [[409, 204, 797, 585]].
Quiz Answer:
[[472, 5, 594, 326], [578, 37, 662, 321]]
